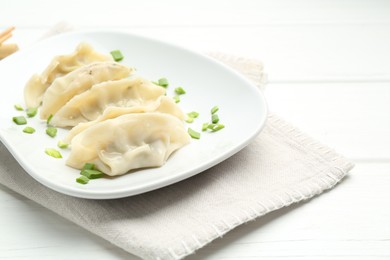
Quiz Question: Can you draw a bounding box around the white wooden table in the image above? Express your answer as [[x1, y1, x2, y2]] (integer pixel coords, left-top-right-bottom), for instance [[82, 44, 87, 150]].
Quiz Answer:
[[1, 1, 390, 259]]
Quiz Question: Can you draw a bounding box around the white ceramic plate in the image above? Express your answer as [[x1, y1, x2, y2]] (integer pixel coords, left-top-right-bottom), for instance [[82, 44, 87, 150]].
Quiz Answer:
[[0, 30, 267, 199]]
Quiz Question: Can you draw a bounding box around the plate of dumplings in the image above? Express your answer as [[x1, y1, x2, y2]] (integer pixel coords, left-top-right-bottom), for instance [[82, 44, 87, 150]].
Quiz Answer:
[[0, 30, 267, 199]]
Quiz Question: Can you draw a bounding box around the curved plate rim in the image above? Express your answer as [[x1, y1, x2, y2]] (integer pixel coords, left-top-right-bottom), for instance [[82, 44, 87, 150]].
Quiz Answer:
[[0, 29, 268, 199]]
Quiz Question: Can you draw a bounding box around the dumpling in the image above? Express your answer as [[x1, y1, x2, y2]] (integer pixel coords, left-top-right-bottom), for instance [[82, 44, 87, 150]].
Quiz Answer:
[[40, 61, 133, 119], [24, 43, 112, 108], [66, 113, 190, 176], [50, 76, 167, 127], [63, 96, 185, 143]]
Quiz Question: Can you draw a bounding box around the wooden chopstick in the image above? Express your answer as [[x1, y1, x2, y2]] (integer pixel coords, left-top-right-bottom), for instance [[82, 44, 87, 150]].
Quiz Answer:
[[0, 43, 19, 59], [0, 33, 12, 44], [0, 26, 18, 59], [0, 26, 15, 44], [0, 26, 15, 38]]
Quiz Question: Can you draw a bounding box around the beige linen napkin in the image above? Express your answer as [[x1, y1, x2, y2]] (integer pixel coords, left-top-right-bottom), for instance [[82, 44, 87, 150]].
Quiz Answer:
[[0, 28, 354, 260]]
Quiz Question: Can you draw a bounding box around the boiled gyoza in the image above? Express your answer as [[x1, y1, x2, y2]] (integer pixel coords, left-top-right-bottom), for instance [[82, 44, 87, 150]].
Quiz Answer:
[[40, 61, 133, 119], [24, 43, 112, 108], [66, 113, 190, 176], [50, 76, 167, 127], [63, 96, 185, 143]]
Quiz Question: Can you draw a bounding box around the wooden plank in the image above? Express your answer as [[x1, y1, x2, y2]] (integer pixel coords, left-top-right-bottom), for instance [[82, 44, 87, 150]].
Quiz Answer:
[[1, 0, 390, 27], [266, 82, 390, 160], [0, 186, 137, 259], [133, 25, 390, 82]]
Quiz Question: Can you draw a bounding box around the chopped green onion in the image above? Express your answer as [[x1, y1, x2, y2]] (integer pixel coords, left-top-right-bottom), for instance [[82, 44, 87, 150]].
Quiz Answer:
[[46, 127, 57, 138], [212, 124, 225, 132], [110, 50, 124, 62], [211, 106, 219, 114], [187, 111, 199, 118], [47, 114, 53, 125], [188, 128, 200, 139], [23, 126, 35, 134], [158, 78, 169, 88], [202, 123, 209, 131], [76, 175, 89, 184], [186, 111, 199, 123], [45, 148, 62, 159], [14, 104, 24, 111], [82, 163, 95, 171], [207, 124, 216, 129], [211, 114, 219, 124], [173, 95, 180, 103], [26, 107, 38, 118], [13, 116, 27, 125], [57, 140, 69, 149], [185, 117, 194, 123], [174, 86, 186, 95], [208, 123, 225, 132], [81, 169, 104, 179]]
